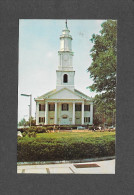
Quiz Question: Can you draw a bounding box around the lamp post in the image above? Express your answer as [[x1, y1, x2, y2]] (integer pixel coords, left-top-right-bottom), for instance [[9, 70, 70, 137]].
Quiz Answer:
[[21, 94, 32, 127], [28, 105, 30, 126]]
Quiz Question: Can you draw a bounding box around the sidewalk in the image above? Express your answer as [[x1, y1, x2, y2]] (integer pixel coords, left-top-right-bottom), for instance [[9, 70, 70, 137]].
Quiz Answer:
[[17, 159, 115, 174]]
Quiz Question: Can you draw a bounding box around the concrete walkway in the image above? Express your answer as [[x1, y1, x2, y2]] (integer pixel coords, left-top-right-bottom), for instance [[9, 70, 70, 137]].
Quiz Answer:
[[17, 159, 115, 174]]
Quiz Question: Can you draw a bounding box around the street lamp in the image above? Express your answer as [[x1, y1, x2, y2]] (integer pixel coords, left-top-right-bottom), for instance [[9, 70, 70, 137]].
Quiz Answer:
[[21, 94, 32, 127], [28, 105, 30, 126]]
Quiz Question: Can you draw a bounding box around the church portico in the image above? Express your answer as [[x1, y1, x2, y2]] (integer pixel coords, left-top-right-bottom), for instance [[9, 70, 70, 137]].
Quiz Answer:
[[36, 100, 92, 126], [35, 21, 93, 126]]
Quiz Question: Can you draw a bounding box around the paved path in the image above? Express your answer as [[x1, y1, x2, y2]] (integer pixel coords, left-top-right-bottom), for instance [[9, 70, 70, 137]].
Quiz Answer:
[[17, 159, 115, 174]]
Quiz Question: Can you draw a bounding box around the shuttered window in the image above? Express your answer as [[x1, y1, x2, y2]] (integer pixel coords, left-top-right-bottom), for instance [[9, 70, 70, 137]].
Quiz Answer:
[[75, 104, 81, 111], [39, 104, 45, 111], [62, 104, 69, 111], [39, 117, 45, 123], [84, 105, 90, 111], [49, 104, 55, 111], [84, 117, 90, 123]]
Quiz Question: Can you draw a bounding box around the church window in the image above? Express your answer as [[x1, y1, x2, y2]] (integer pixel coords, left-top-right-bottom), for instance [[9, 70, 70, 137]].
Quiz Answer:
[[39, 117, 45, 123], [84, 117, 90, 123], [75, 104, 81, 111], [39, 104, 45, 111], [63, 74, 68, 83], [84, 105, 90, 111], [62, 104, 69, 111], [49, 104, 55, 111]]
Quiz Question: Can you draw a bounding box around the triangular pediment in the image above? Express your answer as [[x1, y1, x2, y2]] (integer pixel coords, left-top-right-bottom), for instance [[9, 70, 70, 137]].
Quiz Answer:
[[74, 89, 92, 101], [47, 88, 83, 100], [35, 89, 56, 100]]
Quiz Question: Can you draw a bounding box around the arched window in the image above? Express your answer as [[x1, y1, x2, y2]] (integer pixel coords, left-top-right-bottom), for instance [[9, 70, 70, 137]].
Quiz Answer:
[[63, 74, 68, 83]]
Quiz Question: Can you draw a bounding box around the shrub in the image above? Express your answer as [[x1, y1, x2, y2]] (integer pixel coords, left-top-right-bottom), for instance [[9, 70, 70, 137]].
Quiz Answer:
[[17, 132, 115, 162], [46, 126, 54, 130], [27, 132, 37, 138], [17, 136, 22, 141], [28, 127, 36, 132], [22, 132, 27, 137], [88, 126, 94, 130], [17, 140, 115, 162]]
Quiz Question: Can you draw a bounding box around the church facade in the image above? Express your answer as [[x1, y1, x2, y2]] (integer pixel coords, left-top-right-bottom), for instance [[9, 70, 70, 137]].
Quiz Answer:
[[35, 22, 93, 126]]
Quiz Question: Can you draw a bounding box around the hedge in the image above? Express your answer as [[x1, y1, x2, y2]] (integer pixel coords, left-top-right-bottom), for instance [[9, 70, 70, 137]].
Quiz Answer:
[[17, 132, 115, 162], [17, 125, 92, 133]]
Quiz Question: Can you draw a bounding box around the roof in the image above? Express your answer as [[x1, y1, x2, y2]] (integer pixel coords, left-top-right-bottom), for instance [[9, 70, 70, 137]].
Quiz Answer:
[[74, 89, 93, 101], [34, 89, 56, 100], [34, 88, 93, 101]]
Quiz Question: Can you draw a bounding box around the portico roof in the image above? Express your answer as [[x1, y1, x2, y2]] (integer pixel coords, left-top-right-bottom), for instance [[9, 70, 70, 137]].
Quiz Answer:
[[34, 88, 93, 101]]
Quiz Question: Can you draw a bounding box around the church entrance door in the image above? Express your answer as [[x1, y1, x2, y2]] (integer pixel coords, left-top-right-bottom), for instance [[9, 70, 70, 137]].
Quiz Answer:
[[61, 115, 69, 125]]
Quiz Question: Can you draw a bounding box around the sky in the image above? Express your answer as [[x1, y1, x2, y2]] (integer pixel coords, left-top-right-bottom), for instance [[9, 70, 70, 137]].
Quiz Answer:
[[18, 19, 106, 122]]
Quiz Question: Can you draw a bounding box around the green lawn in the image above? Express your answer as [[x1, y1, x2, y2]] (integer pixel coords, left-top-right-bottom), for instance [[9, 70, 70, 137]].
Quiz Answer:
[[17, 132, 115, 162]]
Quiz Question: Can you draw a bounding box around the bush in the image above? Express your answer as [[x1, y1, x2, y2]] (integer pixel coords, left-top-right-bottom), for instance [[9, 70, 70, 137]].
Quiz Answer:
[[22, 132, 27, 137], [28, 132, 37, 138], [17, 140, 115, 162], [46, 126, 54, 130], [18, 126, 49, 134], [17, 132, 115, 162]]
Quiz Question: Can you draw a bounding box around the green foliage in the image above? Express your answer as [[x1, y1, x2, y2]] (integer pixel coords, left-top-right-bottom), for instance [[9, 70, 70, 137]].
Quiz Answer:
[[17, 132, 115, 161], [93, 95, 116, 126], [88, 20, 117, 126], [22, 132, 27, 137], [26, 117, 36, 126], [28, 132, 37, 138], [18, 117, 36, 127], [88, 20, 117, 94], [18, 118, 29, 127], [88, 126, 94, 130], [30, 117, 36, 126], [18, 126, 48, 134], [18, 125, 81, 135]]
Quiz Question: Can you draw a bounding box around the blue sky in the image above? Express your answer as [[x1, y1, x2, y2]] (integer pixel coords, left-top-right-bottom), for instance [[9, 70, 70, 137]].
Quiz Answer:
[[18, 19, 106, 122]]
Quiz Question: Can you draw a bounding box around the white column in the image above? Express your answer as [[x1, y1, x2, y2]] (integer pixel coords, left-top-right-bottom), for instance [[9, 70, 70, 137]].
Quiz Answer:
[[36, 102, 39, 125], [54, 102, 57, 124], [72, 102, 75, 125], [45, 102, 48, 125], [82, 101, 84, 125], [90, 102, 93, 125]]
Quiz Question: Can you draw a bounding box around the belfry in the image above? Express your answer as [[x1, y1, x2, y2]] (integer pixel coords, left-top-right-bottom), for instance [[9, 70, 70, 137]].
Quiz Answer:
[[35, 21, 93, 125], [56, 20, 75, 91]]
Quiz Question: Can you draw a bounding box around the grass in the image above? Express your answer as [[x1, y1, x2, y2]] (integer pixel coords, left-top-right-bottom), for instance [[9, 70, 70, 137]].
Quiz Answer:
[[20, 131, 115, 142]]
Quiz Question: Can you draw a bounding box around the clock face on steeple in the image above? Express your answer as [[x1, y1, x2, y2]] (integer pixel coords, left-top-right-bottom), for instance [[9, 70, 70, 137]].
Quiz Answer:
[[63, 54, 68, 61]]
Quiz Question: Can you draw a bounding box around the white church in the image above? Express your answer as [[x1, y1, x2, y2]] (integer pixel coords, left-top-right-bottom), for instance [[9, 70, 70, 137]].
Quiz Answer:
[[35, 21, 93, 126]]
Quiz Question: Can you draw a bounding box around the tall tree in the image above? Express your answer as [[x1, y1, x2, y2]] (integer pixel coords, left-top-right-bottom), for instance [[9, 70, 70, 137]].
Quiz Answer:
[[18, 118, 28, 126], [88, 20, 117, 126]]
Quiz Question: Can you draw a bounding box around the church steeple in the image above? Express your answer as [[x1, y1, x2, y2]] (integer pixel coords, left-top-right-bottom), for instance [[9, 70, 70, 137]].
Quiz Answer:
[[65, 19, 68, 29], [56, 20, 75, 91], [58, 20, 73, 70]]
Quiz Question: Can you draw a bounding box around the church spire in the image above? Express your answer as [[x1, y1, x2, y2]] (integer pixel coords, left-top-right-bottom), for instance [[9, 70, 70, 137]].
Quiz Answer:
[[56, 21, 75, 91], [65, 19, 68, 29]]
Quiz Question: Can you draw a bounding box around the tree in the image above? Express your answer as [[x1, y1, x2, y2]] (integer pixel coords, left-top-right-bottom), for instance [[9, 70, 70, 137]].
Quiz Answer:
[[18, 118, 28, 127], [30, 116, 36, 126], [18, 117, 36, 127], [88, 20, 117, 126]]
